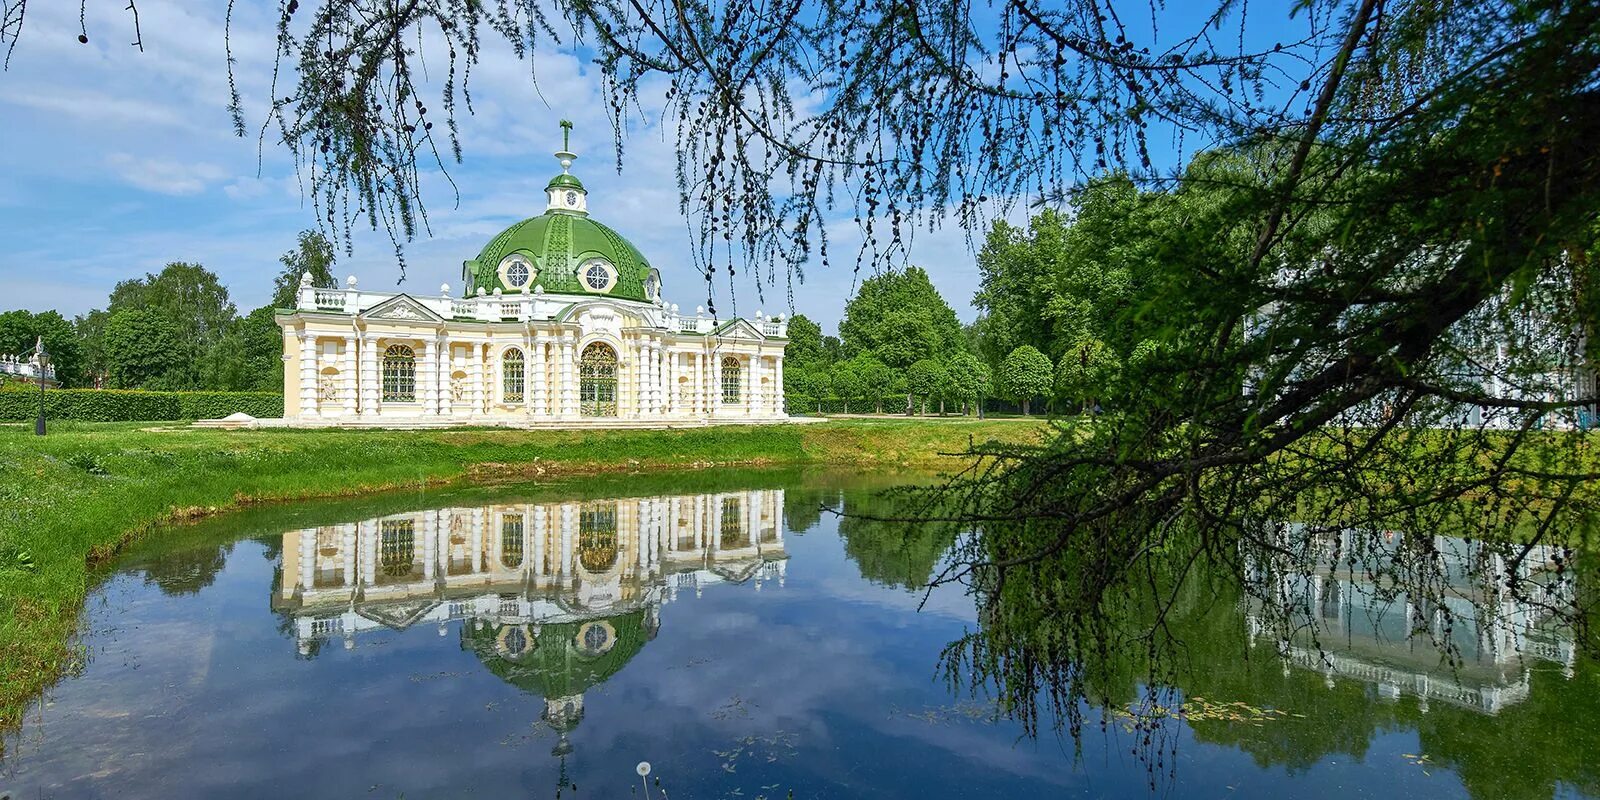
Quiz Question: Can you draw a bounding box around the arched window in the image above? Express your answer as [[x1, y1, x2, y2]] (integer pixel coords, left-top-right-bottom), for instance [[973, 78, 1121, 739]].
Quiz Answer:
[[379, 519, 416, 579], [579, 342, 618, 416], [501, 513, 524, 568], [502, 348, 525, 404], [578, 502, 619, 572], [382, 344, 416, 402], [720, 496, 746, 548], [721, 356, 742, 404]]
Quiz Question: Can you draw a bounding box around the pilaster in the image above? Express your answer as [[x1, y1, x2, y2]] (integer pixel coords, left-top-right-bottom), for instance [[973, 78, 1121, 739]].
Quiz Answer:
[[297, 332, 319, 418]]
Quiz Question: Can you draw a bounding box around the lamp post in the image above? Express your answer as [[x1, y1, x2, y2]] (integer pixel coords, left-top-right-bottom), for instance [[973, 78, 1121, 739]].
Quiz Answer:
[[33, 336, 48, 436]]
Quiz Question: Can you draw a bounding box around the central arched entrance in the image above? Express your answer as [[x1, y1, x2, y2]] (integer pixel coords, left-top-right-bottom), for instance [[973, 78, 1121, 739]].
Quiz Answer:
[[579, 342, 619, 417]]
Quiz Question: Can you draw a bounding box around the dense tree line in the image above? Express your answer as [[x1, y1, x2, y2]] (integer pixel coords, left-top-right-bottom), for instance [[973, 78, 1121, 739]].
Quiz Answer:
[[0, 231, 337, 392]]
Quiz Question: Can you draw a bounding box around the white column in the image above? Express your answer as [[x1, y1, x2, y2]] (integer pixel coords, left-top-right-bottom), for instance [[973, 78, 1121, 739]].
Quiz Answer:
[[341, 336, 357, 416], [561, 334, 578, 417], [437, 341, 450, 414], [747, 355, 760, 416], [419, 340, 437, 415], [559, 503, 575, 584], [533, 505, 549, 578], [469, 509, 483, 573], [692, 352, 703, 416], [636, 499, 650, 571], [772, 490, 785, 542], [422, 511, 437, 582], [361, 519, 378, 586], [360, 335, 380, 415], [533, 333, 548, 416], [467, 342, 484, 418], [297, 332, 319, 418], [652, 339, 665, 412], [710, 353, 722, 416], [341, 522, 356, 587], [774, 355, 785, 416], [298, 528, 315, 593], [522, 333, 534, 418]]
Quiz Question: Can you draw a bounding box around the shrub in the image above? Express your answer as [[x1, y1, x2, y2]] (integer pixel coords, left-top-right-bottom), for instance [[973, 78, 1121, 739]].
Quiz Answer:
[[0, 390, 283, 422]]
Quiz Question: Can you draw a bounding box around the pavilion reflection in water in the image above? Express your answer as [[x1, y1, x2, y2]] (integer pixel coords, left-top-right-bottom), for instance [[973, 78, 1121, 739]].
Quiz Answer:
[[1245, 524, 1578, 715], [273, 488, 787, 756]]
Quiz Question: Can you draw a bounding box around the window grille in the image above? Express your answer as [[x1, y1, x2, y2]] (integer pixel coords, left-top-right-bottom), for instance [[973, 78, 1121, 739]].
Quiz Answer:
[[382, 344, 416, 402]]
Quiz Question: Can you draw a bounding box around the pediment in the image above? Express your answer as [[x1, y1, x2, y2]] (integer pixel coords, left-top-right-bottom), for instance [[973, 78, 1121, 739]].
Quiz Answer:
[[357, 599, 440, 630], [712, 319, 764, 340], [361, 293, 444, 323]]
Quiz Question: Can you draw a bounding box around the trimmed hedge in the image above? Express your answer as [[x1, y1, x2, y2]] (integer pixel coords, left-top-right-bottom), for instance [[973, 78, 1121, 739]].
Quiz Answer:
[[0, 390, 283, 422]]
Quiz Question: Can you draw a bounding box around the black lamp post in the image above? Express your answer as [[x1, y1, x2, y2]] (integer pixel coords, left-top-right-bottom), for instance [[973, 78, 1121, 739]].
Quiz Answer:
[[33, 336, 48, 437]]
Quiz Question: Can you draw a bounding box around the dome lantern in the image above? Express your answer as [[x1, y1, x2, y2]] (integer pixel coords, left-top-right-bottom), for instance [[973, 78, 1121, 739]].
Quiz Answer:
[[546, 119, 588, 215]]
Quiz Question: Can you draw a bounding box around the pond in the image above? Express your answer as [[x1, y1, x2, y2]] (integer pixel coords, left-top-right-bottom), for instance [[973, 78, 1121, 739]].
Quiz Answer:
[[1, 469, 1594, 799]]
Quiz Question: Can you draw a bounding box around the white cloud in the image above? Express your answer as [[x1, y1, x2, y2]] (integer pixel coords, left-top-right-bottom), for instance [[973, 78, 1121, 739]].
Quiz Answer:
[[106, 153, 230, 195]]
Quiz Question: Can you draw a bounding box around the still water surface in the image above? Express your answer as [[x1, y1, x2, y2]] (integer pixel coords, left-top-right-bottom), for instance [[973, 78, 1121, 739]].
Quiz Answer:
[[1, 470, 1594, 799]]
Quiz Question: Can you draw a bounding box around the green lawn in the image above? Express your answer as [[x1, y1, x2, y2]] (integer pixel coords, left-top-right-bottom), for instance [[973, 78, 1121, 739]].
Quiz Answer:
[[0, 417, 1046, 734]]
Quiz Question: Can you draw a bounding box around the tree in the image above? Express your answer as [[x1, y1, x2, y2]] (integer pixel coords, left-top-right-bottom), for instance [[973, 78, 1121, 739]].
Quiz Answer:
[[945, 352, 991, 417], [108, 263, 237, 390], [839, 268, 965, 371], [73, 309, 110, 388], [272, 230, 339, 309], [783, 314, 827, 370], [1054, 336, 1119, 414], [996, 346, 1052, 416], [905, 359, 950, 415], [237, 306, 288, 392], [0, 310, 83, 387], [102, 309, 183, 389]]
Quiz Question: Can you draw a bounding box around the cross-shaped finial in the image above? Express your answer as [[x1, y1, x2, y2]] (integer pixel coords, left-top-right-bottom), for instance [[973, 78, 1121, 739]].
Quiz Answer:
[[559, 119, 573, 152]]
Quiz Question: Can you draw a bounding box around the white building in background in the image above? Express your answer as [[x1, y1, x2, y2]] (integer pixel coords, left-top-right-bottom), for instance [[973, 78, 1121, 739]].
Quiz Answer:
[[271, 127, 790, 428], [1244, 525, 1577, 715], [0, 352, 56, 388]]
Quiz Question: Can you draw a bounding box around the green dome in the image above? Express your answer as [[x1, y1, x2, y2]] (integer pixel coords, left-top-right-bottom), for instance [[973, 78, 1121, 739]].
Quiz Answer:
[[461, 610, 649, 699], [462, 211, 657, 302]]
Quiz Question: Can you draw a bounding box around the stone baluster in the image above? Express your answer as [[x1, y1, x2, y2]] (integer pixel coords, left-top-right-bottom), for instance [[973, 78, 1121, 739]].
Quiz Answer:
[[298, 332, 319, 418]]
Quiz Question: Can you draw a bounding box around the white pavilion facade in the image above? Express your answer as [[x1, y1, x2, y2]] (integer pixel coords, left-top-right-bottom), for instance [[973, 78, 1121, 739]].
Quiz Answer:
[[273, 131, 790, 427]]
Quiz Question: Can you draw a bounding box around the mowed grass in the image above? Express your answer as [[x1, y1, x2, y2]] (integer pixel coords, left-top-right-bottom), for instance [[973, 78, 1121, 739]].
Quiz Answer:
[[0, 417, 1046, 733]]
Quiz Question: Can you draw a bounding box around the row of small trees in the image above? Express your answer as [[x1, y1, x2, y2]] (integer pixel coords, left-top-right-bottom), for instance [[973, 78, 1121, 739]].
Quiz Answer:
[[0, 232, 336, 391], [780, 267, 1075, 416]]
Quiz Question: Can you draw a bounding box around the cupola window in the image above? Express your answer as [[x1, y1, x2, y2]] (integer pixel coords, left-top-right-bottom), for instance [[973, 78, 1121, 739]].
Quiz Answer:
[[582, 258, 615, 292], [507, 263, 529, 287]]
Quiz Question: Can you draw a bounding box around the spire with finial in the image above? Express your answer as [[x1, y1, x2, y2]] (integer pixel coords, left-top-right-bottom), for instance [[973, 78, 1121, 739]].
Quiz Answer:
[[546, 120, 588, 214]]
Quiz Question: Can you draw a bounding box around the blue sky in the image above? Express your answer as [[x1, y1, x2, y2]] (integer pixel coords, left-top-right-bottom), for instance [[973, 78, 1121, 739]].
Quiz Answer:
[[0, 1, 1310, 334], [0, 1, 1013, 335]]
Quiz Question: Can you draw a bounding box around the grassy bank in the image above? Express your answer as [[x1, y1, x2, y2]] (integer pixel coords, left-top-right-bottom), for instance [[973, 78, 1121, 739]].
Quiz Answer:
[[0, 418, 1045, 732]]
